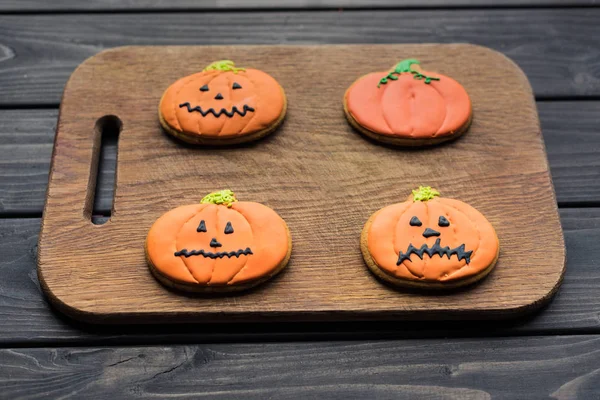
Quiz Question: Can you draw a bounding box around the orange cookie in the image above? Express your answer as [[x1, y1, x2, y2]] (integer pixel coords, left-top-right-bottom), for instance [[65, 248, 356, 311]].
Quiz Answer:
[[361, 187, 499, 289], [146, 190, 292, 292], [159, 60, 287, 145], [344, 59, 472, 146]]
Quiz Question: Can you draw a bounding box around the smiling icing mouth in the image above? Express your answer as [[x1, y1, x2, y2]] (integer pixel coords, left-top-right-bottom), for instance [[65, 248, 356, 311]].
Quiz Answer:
[[179, 102, 255, 118], [174, 248, 253, 259], [397, 238, 472, 266]]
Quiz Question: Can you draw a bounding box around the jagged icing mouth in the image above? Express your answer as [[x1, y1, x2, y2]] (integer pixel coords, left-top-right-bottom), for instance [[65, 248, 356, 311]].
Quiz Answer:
[[397, 238, 472, 265], [179, 102, 255, 118], [174, 247, 253, 259]]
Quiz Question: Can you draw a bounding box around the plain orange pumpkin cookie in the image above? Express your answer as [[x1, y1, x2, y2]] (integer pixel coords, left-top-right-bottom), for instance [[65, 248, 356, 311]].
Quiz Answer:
[[159, 60, 287, 145], [361, 186, 499, 290], [344, 59, 472, 146], [146, 190, 292, 293]]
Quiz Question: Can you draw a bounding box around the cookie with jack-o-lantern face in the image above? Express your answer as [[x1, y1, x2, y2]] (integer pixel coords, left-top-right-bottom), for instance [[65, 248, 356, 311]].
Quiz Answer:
[[159, 60, 287, 145], [146, 190, 292, 292], [361, 186, 499, 289]]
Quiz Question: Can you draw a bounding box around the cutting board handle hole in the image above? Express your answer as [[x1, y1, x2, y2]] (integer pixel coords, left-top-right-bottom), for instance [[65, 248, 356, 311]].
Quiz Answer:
[[88, 115, 122, 225]]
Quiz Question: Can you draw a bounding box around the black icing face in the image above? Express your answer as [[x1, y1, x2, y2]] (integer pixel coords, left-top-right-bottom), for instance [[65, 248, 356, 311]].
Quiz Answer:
[[174, 220, 253, 259], [398, 215, 472, 265], [408, 215, 451, 231], [178, 77, 255, 118], [199, 82, 243, 95]]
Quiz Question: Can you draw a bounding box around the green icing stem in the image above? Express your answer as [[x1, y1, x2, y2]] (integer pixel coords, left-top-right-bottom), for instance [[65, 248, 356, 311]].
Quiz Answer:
[[201, 190, 238, 208], [378, 59, 440, 88], [395, 59, 421, 73], [412, 186, 440, 202], [203, 60, 246, 74]]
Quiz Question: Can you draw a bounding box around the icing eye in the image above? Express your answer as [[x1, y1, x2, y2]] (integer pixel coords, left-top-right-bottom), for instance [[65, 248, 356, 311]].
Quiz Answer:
[[200, 84, 209, 92], [232, 82, 242, 90], [438, 216, 450, 227], [409, 216, 422, 227], [197, 220, 207, 232], [224, 221, 234, 234]]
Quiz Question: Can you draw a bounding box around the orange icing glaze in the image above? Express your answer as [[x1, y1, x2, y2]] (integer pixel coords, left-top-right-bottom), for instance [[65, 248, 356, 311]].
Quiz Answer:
[[367, 196, 498, 282], [345, 70, 471, 138], [146, 202, 290, 286], [160, 68, 285, 137]]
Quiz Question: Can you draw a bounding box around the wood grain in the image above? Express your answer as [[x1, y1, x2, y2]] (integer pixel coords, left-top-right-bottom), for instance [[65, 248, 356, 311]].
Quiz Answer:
[[0, 0, 590, 11], [0, 336, 599, 399], [0, 9, 599, 105], [2, 209, 598, 344], [0, 109, 54, 215], [37, 44, 565, 323], [0, 110, 114, 216], [541, 102, 600, 206], [2, 102, 599, 215]]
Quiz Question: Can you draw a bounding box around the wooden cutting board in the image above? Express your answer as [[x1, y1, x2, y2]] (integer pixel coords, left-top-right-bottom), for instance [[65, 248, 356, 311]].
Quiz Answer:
[[38, 44, 565, 324]]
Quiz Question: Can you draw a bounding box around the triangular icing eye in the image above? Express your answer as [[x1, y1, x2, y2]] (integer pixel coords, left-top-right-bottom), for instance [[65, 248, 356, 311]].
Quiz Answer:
[[438, 216, 450, 227], [409, 216, 422, 227], [197, 220, 207, 232], [224, 221, 234, 234], [232, 82, 242, 90], [200, 84, 209, 92]]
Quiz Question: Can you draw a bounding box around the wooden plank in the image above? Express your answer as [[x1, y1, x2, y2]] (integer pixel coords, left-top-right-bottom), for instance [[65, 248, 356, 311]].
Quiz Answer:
[[0, 208, 600, 346], [0, 9, 599, 105], [0, 110, 114, 215], [2, 101, 599, 215], [0, 0, 593, 11], [541, 102, 600, 206], [0, 109, 54, 215], [0, 336, 599, 398], [38, 44, 564, 323], [1, 213, 597, 344], [539, 208, 600, 332]]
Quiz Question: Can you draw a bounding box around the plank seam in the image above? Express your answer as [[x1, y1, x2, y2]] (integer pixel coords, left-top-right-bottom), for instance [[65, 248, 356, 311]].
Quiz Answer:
[[0, 5, 599, 16]]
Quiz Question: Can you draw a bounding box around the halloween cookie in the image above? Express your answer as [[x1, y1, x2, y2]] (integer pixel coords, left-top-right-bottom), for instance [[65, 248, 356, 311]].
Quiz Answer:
[[159, 60, 287, 145], [146, 190, 292, 292], [361, 187, 499, 289], [344, 59, 472, 146]]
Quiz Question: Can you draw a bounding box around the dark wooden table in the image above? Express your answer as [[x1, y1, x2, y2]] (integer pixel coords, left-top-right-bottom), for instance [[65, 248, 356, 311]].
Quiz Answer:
[[1, 1, 600, 398]]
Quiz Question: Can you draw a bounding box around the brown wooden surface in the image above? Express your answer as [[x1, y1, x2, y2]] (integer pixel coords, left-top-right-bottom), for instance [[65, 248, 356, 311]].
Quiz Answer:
[[38, 44, 565, 323]]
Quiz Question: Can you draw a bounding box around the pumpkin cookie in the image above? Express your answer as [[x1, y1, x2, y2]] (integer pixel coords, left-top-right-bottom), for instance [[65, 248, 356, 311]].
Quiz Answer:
[[344, 59, 472, 146], [146, 190, 292, 293], [159, 60, 287, 145], [361, 187, 499, 289]]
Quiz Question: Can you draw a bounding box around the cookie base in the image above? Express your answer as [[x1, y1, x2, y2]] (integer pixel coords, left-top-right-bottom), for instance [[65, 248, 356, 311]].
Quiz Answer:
[[145, 224, 292, 294], [158, 89, 287, 146], [343, 91, 472, 147], [360, 213, 498, 290]]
